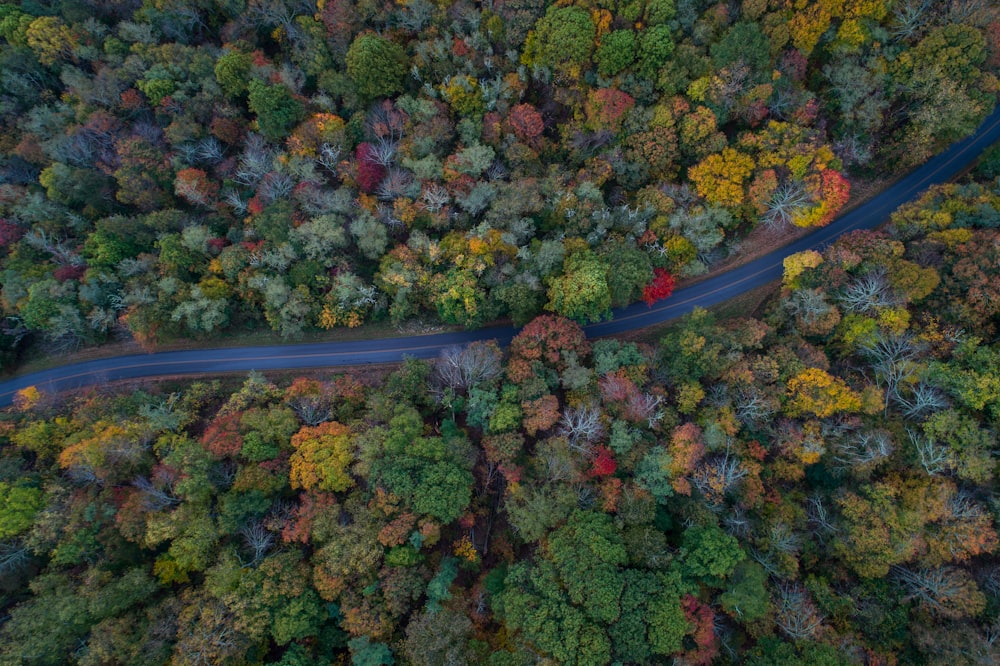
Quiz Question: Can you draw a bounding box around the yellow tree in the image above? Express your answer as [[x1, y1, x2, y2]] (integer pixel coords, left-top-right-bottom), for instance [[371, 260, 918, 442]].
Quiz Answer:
[[289, 421, 354, 492], [786, 368, 862, 418], [688, 148, 755, 210], [782, 250, 824, 288]]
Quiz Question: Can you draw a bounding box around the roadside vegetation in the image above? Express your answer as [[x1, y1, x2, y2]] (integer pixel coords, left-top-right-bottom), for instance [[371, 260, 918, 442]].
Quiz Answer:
[[3, 174, 1000, 664], [0, 0, 997, 371]]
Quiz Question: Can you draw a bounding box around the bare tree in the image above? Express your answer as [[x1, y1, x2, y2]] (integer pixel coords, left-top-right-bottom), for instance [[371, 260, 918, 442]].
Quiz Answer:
[[367, 137, 398, 168], [890, 0, 933, 41], [984, 566, 1000, 598], [785, 288, 836, 325], [286, 392, 331, 426], [317, 143, 342, 174], [394, 0, 434, 32], [0, 539, 30, 575], [833, 429, 894, 470], [194, 137, 225, 164], [375, 168, 413, 201], [733, 384, 778, 427], [420, 184, 451, 212], [838, 270, 900, 313], [722, 506, 752, 538], [435, 342, 503, 393], [23, 229, 84, 267], [908, 429, 951, 476], [947, 0, 997, 26], [692, 449, 748, 507], [806, 494, 839, 544], [257, 171, 295, 204], [895, 382, 948, 420], [240, 520, 275, 567], [222, 189, 249, 214], [833, 134, 874, 168], [892, 565, 982, 618], [559, 405, 605, 454], [768, 522, 802, 556], [626, 392, 665, 429], [763, 181, 810, 228], [861, 331, 923, 411], [234, 133, 275, 187], [133, 475, 181, 510], [245, 0, 315, 45], [775, 583, 824, 640]]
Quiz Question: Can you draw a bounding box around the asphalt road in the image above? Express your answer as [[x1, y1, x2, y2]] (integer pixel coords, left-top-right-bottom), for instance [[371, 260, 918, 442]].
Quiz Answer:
[[2, 107, 1000, 407]]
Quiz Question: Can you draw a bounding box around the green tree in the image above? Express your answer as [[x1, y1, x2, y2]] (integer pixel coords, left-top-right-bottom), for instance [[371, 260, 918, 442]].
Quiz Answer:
[[601, 243, 653, 308], [369, 407, 474, 523], [345, 34, 408, 99], [637, 24, 674, 77], [679, 523, 745, 586], [498, 561, 612, 666], [0, 481, 43, 538], [595, 30, 636, 77], [522, 6, 595, 76], [214, 50, 253, 97], [544, 511, 628, 624], [710, 21, 771, 78], [546, 250, 612, 323], [248, 80, 305, 142], [719, 560, 770, 622]]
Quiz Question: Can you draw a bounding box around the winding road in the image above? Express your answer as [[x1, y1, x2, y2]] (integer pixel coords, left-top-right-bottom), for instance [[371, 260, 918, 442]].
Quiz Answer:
[[2, 108, 1000, 406]]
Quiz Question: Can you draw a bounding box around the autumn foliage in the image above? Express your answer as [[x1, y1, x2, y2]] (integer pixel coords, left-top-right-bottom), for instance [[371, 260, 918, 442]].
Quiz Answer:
[[642, 268, 676, 306]]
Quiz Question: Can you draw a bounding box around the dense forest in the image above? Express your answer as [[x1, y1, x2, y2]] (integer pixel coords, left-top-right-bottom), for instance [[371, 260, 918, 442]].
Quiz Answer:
[[2, 173, 1000, 663], [0, 0, 997, 367]]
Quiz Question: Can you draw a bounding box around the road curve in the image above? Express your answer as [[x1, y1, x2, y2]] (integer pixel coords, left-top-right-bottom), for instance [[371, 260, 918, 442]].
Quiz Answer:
[[2, 107, 1000, 406]]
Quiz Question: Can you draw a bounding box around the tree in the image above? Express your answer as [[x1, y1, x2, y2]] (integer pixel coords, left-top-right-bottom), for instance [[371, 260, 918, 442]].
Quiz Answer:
[[835, 483, 922, 578], [25, 16, 77, 66], [546, 250, 612, 323], [289, 421, 354, 492], [892, 565, 986, 619], [174, 168, 219, 208], [771, 583, 823, 641], [498, 560, 612, 666], [637, 25, 675, 77], [369, 407, 474, 523], [543, 511, 628, 624], [595, 30, 636, 77], [402, 608, 472, 666], [345, 34, 408, 99], [688, 148, 755, 210], [786, 368, 862, 418], [680, 523, 745, 586], [642, 268, 676, 306], [711, 22, 771, 78], [435, 341, 502, 393], [214, 50, 253, 98], [0, 482, 43, 539], [521, 5, 596, 76], [719, 560, 770, 623], [247, 80, 305, 142]]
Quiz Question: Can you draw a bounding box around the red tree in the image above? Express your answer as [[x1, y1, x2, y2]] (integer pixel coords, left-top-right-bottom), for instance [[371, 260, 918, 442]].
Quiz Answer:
[[0, 219, 25, 248], [587, 445, 617, 477], [200, 412, 244, 458], [642, 268, 676, 306], [507, 103, 544, 143], [53, 264, 86, 282], [507, 315, 590, 382], [681, 595, 719, 665], [355, 142, 386, 193]]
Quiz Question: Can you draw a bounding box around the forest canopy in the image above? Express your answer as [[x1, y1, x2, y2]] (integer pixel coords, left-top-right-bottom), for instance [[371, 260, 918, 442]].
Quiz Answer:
[[2, 174, 1000, 663], [0, 0, 996, 368]]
